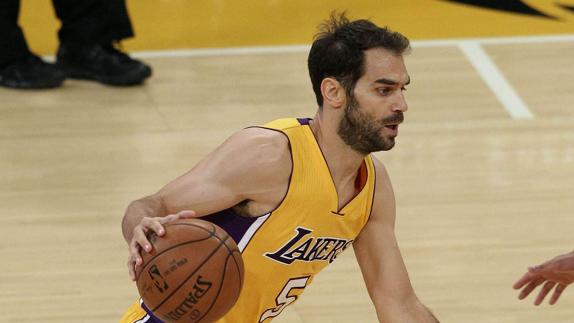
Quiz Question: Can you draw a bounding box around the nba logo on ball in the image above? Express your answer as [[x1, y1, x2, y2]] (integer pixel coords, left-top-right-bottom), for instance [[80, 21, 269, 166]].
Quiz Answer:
[[148, 265, 169, 293]]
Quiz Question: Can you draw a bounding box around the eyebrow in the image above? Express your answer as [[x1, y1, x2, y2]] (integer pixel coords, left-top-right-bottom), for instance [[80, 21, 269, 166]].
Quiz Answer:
[[374, 77, 411, 86]]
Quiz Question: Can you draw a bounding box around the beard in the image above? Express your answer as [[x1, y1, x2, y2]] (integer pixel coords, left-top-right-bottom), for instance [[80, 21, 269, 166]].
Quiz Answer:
[[337, 95, 403, 154]]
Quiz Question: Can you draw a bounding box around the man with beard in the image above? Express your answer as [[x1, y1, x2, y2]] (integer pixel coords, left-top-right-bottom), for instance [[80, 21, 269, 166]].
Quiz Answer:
[[121, 13, 439, 323]]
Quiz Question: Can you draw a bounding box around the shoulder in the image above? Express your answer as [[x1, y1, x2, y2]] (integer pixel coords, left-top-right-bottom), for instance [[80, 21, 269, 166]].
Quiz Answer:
[[217, 127, 292, 182], [239, 126, 290, 151], [227, 127, 291, 164], [211, 126, 290, 156]]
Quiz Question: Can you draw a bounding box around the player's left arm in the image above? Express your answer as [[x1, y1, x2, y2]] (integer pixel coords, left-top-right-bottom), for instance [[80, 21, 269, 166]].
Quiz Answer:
[[353, 157, 439, 323]]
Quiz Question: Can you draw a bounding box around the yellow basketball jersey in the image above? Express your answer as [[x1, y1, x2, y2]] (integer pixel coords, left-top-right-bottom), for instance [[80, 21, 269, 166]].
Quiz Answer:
[[121, 118, 376, 323]]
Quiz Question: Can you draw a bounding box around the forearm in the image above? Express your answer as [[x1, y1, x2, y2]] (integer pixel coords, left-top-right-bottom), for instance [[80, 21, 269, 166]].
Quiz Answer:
[[121, 195, 167, 242], [376, 297, 439, 323], [405, 301, 439, 323]]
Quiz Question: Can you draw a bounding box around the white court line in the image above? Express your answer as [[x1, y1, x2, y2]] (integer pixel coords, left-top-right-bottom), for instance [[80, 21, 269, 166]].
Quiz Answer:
[[458, 41, 534, 119], [131, 34, 574, 59], [133, 45, 310, 58], [412, 34, 574, 47]]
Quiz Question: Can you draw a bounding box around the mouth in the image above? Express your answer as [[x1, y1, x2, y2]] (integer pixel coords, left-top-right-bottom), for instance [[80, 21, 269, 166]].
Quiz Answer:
[[383, 124, 399, 137]]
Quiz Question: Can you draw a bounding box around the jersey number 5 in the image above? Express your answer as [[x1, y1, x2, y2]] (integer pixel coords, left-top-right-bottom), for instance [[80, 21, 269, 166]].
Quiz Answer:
[[259, 276, 311, 322]]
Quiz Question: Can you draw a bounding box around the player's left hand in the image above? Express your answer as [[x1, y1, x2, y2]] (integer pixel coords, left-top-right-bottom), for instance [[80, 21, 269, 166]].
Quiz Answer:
[[127, 210, 197, 281]]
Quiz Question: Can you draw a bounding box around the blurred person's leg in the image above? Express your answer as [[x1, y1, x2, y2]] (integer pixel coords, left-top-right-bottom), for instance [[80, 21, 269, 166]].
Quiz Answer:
[[53, 0, 133, 45], [53, 0, 152, 86], [0, 0, 65, 89], [0, 0, 29, 66]]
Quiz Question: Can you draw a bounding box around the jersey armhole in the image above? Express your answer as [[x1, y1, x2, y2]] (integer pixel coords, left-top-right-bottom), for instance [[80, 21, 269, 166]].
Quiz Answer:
[[364, 155, 377, 224], [236, 126, 294, 252], [244, 126, 294, 216]]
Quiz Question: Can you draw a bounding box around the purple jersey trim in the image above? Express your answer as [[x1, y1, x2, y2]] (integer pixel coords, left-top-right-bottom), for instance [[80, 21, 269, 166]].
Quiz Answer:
[[297, 118, 311, 125], [142, 301, 163, 322], [202, 208, 259, 245]]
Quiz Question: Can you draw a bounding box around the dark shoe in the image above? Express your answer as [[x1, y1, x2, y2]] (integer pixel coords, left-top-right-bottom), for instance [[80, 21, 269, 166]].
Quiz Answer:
[[56, 42, 152, 86], [0, 54, 65, 89]]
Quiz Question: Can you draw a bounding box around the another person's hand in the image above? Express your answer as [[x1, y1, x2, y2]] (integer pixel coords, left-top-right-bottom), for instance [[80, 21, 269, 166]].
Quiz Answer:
[[127, 210, 196, 280], [513, 251, 574, 305]]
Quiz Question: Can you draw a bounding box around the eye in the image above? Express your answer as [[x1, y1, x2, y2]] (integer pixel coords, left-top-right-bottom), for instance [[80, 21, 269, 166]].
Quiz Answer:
[[401, 87, 407, 92], [377, 88, 392, 96]]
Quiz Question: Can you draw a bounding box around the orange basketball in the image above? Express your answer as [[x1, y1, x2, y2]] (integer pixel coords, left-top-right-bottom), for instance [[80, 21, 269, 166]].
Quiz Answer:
[[135, 218, 244, 323]]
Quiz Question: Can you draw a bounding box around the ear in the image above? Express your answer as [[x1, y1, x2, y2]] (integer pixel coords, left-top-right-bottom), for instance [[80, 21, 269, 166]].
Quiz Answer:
[[320, 77, 346, 109]]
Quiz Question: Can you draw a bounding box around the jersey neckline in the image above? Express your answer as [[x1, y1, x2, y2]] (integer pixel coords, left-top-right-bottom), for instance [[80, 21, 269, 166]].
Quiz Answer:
[[298, 117, 371, 214]]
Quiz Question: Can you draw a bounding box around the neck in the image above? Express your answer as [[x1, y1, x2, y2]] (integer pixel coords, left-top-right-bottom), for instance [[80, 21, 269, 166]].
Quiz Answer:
[[309, 112, 366, 185]]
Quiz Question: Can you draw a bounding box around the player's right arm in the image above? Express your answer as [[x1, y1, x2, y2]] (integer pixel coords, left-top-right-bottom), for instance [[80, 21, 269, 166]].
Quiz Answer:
[[122, 127, 291, 280]]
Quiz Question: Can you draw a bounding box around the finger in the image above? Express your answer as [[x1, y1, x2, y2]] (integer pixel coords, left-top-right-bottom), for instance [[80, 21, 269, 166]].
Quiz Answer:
[[529, 264, 549, 274], [129, 240, 144, 265], [529, 265, 542, 271], [132, 228, 153, 253], [534, 281, 556, 305], [127, 243, 142, 282], [156, 211, 198, 230], [160, 210, 197, 223], [514, 272, 537, 289], [519, 278, 546, 300], [549, 284, 568, 305], [145, 219, 167, 237], [176, 210, 197, 218], [530, 255, 562, 273], [128, 257, 137, 281]]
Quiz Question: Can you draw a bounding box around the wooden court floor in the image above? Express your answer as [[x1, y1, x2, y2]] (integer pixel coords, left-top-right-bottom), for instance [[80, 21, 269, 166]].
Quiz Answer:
[[1, 39, 573, 322]]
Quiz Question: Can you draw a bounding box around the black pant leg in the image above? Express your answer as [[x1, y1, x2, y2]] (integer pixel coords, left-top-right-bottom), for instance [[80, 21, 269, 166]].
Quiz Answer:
[[51, 0, 134, 45], [0, 0, 31, 67]]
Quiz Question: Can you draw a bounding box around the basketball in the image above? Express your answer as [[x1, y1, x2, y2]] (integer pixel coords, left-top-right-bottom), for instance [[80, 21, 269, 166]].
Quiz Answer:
[[135, 218, 244, 323]]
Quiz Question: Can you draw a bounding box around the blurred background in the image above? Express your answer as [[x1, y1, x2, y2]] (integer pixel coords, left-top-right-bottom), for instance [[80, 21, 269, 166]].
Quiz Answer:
[[19, 0, 574, 52], [2, 1, 574, 322]]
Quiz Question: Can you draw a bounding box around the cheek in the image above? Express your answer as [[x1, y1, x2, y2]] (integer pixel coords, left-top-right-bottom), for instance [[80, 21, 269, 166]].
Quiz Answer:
[[355, 91, 389, 112], [359, 102, 388, 124], [352, 93, 377, 112]]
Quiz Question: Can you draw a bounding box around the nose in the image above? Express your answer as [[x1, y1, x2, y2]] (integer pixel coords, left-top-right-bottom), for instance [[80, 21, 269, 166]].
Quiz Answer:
[[392, 92, 408, 113]]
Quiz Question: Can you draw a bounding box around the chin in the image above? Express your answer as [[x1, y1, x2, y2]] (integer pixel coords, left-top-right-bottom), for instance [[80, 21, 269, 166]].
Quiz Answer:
[[380, 138, 396, 151], [381, 144, 395, 151]]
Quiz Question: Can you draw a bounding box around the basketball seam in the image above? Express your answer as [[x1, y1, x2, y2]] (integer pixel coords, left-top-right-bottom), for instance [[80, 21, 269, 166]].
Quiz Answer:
[[166, 222, 239, 255], [194, 253, 235, 323], [230, 250, 244, 290], [187, 222, 243, 292], [173, 222, 241, 257]]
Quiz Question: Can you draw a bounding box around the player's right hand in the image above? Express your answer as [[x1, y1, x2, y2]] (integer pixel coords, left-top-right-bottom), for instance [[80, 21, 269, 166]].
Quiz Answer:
[[127, 210, 197, 281], [513, 251, 574, 305]]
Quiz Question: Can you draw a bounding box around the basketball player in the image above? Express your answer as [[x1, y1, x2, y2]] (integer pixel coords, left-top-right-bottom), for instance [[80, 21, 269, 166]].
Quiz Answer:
[[514, 250, 574, 305], [121, 13, 439, 323]]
